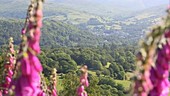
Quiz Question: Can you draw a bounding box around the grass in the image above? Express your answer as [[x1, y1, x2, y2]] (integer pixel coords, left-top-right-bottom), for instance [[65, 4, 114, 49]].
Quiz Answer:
[[56, 76, 63, 92], [126, 72, 134, 80], [73, 65, 133, 91], [104, 62, 111, 68], [115, 80, 131, 91], [77, 65, 81, 69], [88, 70, 97, 76]]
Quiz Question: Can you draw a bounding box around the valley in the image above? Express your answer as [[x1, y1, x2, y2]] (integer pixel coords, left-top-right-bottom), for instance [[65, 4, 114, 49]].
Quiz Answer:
[[0, 0, 168, 95]]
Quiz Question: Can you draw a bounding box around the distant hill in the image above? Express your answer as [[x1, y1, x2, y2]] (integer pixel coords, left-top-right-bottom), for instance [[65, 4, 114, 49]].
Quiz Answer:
[[0, 0, 167, 18], [0, 0, 168, 47], [47, 0, 168, 17], [0, 18, 102, 47], [101, 5, 167, 44], [0, 0, 28, 18]]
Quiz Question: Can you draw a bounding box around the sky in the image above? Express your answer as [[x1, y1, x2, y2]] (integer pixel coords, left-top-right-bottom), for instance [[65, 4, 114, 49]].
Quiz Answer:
[[51, 0, 168, 5], [49, 0, 169, 9], [47, 0, 169, 12], [141, 0, 168, 8]]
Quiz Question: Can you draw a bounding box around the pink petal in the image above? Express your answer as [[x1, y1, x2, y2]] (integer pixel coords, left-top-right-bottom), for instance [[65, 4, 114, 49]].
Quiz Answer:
[[21, 28, 26, 34], [20, 76, 33, 96], [36, 10, 43, 18], [21, 58, 31, 75], [5, 76, 11, 83], [32, 56, 42, 72], [37, 19, 42, 28], [34, 28, 41, 42]]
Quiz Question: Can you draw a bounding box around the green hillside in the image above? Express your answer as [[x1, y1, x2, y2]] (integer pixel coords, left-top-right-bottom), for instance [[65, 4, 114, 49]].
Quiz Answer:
[[0, 18, 102, 47]]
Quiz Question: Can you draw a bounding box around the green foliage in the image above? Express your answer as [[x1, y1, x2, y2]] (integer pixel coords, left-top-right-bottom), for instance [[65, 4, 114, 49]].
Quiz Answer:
[[0, 55, 4, 82], [117, 71, 125, 80], [86, 76, 101, 96], [58, 72, 127, 96], [102, 68, 111, 76], [98, 77, 117, 88], [0, 18, 136, 76], [0, 19, 23, 45], [110, 47, 136, 72], [98, 76, 127, 96], [0, 36, 135, 96], [55, 52, 77, 73], [59, 73, 79, 96], [100, 85, 113, 96], [116, 84, 125, 91], [115, 80, 131, 91], [37, 45, 136, 80], [117, 90, 125, 96], [0, 45, 132, 95], [0, 18, 101, 47], [0, 46, 7, 82], [91, 60, 103, 70], [109, 62, 120, 73]]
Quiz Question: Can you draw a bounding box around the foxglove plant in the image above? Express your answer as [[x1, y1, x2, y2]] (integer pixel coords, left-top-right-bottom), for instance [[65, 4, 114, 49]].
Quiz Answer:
[[39, 73, 48, 96], [49, 68, 58, 96], [0, 37, 16, 95], [77, 65, 89, 96], [134, 9, 170, 96], [13, 0, 44, 96]]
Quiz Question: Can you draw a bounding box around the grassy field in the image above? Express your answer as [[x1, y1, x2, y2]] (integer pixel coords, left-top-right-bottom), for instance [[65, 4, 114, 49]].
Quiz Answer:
[[88, 70, 97, 76], [126, 72, 134, 80], [104, 62, 111, 68], [64, 65, 133, 92], [56, 77, 132, 90], [57, 76, 132, 92], [56, 76, 63, 92], [115, 80, 132, 91]]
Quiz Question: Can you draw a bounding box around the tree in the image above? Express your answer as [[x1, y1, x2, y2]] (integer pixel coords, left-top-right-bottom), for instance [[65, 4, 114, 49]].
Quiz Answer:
[[96, 70, 101, 77], [91, 60, 103, 70], [86, 76, 101, 96], [59, 60, 77, 73], [109, 62, 120, 73], [59, 73, 79, 96], [102, 68, 110, 76], [117, 90, 125, 96], [98, 77, 117, 88], [117, 71, 125, 80], [54, 52, 77, 73], [116, 84, 124, 92]]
